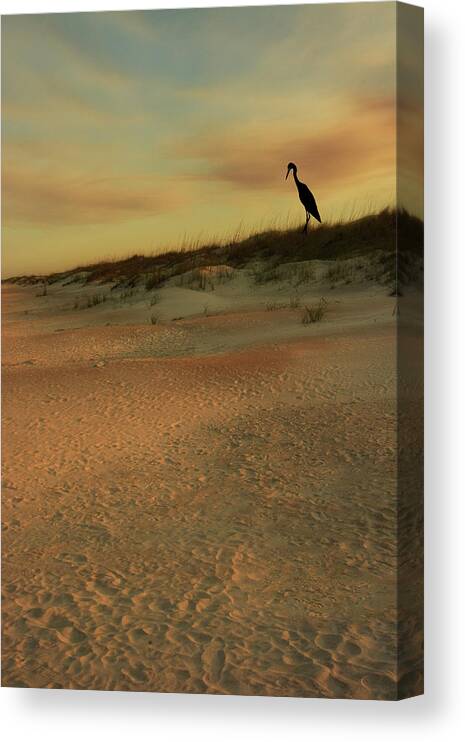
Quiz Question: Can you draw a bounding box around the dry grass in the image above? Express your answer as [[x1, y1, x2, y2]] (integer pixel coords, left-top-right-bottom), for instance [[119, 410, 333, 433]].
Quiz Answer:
[[266, 296, 302, 311], [118, 288, 137, 303], [176, 268, 212, 291], [73, 293, 108, 310], [288, 263, 316, 286], [324, 262, 353, 285], [265, 301, 287, 311], [145, 270, 166, 291], [301, 298, 328, 325], [251, 263, 281, 285], [252, 261, 315, 287], [6, 209, 423, 294], [289, 295, 301, 309]]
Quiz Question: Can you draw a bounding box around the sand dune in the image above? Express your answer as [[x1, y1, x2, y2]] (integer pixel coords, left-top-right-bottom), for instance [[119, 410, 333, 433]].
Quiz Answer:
[[1, 272, 422, 698]]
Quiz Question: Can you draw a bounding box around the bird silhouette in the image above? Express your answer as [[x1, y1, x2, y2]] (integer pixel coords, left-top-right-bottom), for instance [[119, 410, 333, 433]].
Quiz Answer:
[[286, 162, 321, 233]]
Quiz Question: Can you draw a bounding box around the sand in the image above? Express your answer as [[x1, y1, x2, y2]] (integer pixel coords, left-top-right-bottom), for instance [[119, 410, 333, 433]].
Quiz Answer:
[[1, 270, 422, 698]]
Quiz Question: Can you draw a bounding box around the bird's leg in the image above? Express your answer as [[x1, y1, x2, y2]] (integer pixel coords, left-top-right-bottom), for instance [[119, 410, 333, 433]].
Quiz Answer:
[[302, 212, 310, 233]]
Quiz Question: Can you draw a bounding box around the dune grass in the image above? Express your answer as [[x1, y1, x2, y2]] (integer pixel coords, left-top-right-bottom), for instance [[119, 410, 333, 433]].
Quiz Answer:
[[5, 209, 423, 294], [73, 292, 108, 310], [302, 298, 328, 325], [35, 281, 48, 297]]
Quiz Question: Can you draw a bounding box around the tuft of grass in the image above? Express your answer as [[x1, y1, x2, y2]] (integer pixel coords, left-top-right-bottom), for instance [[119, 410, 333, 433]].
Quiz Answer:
[[266, 301, 286, 311], [118, 288, 136, 303], [176, 268, 213, 291], [251, 261, 315, 287], [145, 270, 165, 291], [73, 292, 107, 310], [150, 313, 159, 325], [324, 261, 352, 284], [87, 293, 107, 308], [266, 296, 301, 311], [251, 263, 280, 285], [289, 294, 301, 309], [149, 292, 160, 306], [213, 266, 234, 284], [301, 298, 327, 325], [282, 263, 315, 286]]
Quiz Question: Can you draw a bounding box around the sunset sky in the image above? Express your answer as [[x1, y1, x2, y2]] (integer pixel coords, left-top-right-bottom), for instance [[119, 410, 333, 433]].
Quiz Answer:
[[1, 3, 423, 277]]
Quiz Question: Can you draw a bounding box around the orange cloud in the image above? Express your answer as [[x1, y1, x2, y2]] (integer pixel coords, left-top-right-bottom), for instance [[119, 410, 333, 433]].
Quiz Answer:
[[174, 95, 396, 196], [2, 169, 184, 226]]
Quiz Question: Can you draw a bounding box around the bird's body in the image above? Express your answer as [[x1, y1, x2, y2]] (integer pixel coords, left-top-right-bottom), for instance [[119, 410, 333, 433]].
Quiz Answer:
[[286, 162, 321, 232]]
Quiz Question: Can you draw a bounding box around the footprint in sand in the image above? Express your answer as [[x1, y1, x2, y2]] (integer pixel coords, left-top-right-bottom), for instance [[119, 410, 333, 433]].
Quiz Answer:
[[342, 640, 362, 656], [57, 626, 87, 645], [202, 641, 225, 686], [361, 672, 397, 697], [315, 633, 341, 651], [60, 552, 88, 566]]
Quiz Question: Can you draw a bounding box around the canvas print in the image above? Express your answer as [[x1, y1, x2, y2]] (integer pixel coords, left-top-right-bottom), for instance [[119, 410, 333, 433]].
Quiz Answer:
[[1, 2, 424, 699]]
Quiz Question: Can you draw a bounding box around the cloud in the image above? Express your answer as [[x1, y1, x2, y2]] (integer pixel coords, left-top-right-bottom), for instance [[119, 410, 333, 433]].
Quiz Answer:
[[2, 168, 184, 226], [173, 95, 397, 196]]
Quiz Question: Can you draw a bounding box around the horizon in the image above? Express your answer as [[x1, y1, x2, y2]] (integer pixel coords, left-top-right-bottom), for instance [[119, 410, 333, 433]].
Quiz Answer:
[[1, 3, 423, 278], [3, 203, 395, 280], [3, 206, 423, 282]]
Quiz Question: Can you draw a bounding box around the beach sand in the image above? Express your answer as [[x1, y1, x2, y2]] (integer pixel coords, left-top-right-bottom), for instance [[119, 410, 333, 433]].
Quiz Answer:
[[1, 273, 422, 698]]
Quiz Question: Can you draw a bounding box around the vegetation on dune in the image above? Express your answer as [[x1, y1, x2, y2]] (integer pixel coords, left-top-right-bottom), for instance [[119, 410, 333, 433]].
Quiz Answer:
[[266, 295, 302, 311], [4, 209, 423, 294], [35, 281, 48, 297], [302, 298, 328, 325], [176, 268, 212, 291], [73, 292, 108, 310]]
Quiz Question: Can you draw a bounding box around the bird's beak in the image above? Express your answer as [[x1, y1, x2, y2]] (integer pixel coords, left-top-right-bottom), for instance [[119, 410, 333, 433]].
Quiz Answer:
[[285, 169, 290, 180]]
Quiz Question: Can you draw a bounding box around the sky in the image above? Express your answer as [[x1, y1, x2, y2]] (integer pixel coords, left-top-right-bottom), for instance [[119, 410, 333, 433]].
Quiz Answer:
[[1, 2, 423, 277]]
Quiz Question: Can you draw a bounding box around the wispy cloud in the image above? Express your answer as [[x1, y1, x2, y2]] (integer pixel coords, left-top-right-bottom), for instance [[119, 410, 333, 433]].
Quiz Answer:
[[174, 95, 396, 194], [3, 169, 184, 225]]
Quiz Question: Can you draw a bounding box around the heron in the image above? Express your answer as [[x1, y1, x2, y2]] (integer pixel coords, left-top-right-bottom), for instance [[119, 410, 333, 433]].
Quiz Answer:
[[285, 162, 321, 233]]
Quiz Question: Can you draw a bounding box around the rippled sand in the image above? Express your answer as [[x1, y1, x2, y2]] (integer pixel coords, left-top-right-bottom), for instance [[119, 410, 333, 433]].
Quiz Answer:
[[1, 282, 422, 698]]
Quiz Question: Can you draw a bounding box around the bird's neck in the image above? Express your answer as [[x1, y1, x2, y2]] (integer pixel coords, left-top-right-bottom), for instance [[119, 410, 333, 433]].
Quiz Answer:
[[292, 169, 300, 186]]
